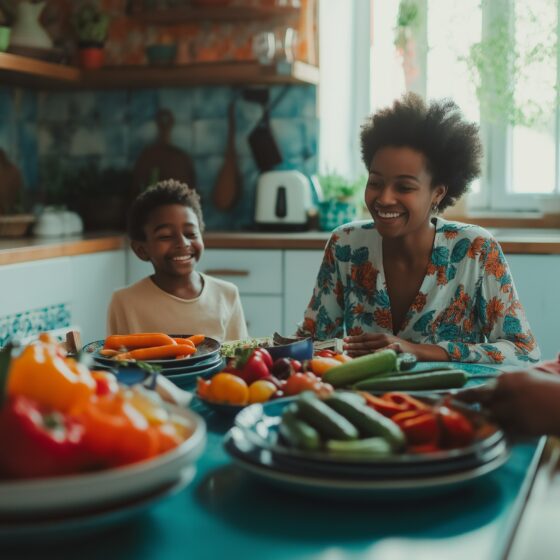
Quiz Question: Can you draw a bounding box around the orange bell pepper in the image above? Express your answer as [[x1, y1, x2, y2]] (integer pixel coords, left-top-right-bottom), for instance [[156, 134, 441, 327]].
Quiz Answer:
[[7, 340, 96, 413], [75, 393, 160, 467]]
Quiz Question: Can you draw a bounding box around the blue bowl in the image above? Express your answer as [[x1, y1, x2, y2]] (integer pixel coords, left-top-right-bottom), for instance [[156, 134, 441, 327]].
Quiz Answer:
[[264, 338, 314, 362], [146, 44, 177, 65]]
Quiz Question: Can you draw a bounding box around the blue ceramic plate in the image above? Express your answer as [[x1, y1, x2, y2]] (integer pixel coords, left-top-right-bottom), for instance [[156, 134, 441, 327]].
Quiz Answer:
[[0, 468, 194, 543], [83, 335, 221, 368], [224, 428, 509, 501], [165, 359, 226, 390], [234, 396, 505, 470], [160, 354, 223, 376]]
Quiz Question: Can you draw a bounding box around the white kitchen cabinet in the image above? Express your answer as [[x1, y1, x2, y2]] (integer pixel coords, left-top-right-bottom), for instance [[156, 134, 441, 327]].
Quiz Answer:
[[0, 251, 125, 344], [0, 257, 72, 316], [506, 255, 560, 360], [284, 250, 324, 335], [202, 249, 283, 337], [70, 250, 126, 343]]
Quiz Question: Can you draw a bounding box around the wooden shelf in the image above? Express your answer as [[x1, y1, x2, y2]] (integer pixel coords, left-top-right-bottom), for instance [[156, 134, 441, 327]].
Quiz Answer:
[[0, 52, 80, 87], [0, 53, 318, 89], [129, 5, 299, 24], [79, 61, 319, 89]]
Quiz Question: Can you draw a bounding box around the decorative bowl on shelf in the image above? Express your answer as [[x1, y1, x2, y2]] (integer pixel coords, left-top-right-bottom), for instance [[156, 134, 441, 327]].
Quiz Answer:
[[146, 44, 177, 66]]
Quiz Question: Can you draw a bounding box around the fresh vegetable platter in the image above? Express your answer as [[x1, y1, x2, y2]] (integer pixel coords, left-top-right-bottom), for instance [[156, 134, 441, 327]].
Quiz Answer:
[[83, 333, 220, 367], [0, 334, 206, 516], [225, 389, 509, 499]]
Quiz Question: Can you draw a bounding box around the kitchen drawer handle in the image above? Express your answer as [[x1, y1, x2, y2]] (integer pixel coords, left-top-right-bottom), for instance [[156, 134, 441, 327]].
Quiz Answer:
[[204, 269, 250, 277]]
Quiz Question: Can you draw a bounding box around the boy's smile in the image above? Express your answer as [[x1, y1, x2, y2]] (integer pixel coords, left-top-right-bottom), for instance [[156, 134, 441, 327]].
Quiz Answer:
[[132, 204, 204, 287]]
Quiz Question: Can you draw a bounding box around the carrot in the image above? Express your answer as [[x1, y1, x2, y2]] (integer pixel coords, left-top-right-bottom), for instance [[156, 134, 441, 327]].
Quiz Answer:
[[104, 333, 175, 351], [186, 334, 205, 346], [100, 348, 120, 357], [115, 344, 196, 362], [172, 338, 196, 348]]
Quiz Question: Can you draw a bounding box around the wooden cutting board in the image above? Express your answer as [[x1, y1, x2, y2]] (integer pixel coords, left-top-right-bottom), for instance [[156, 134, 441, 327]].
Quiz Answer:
[[0, 149, 23, 214], [132, 109, 195, 196]]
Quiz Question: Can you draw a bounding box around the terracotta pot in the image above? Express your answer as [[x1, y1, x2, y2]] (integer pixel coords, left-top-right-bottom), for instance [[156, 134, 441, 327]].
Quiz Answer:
[[78, 47, 105, 70]]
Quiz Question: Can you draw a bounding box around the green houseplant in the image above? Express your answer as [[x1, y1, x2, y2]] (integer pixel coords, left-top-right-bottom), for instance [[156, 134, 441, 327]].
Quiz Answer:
[[72, 3, 110, 69], [316, 172, 365, 231]]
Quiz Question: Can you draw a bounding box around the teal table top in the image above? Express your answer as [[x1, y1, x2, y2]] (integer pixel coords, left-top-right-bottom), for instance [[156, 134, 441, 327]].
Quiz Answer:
[[0, 398, 543, 560]]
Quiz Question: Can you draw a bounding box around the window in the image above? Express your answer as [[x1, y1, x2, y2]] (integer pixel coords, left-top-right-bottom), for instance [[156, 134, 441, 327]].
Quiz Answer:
[[367, 0, 560, 212]]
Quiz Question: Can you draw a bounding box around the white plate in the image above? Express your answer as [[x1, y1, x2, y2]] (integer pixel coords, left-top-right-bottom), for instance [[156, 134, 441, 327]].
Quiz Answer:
[[0, 467, 195, 543], [0, 405, 206, 516]]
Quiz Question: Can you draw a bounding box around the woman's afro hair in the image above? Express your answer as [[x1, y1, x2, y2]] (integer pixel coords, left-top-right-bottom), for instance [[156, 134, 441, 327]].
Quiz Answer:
[[360, 93, 483, 211]]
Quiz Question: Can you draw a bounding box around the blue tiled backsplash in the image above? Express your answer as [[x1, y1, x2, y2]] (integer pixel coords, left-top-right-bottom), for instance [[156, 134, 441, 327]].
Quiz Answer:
[[2, 85, 318, 230]]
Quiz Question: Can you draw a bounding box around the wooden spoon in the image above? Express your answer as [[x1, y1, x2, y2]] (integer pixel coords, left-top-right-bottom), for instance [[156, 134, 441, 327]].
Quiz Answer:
[[212, 101, 241, 211]]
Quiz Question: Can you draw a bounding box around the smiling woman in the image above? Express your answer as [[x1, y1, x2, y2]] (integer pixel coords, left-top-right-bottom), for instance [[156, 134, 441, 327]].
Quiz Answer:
[[297, 94, 541, 367]]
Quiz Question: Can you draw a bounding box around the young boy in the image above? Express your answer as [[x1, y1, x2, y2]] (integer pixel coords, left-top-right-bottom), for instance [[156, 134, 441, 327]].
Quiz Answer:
[[107, 180, 248, 342]]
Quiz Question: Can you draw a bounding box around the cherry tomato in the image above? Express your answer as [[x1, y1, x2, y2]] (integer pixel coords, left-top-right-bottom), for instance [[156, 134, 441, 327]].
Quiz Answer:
[[248, 380, 277, 404], [207, 373, 249, 405]]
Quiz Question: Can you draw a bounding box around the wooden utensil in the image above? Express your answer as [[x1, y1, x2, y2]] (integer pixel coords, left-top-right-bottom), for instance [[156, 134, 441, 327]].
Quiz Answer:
[[212, 101, 241, 211], [132, 109, 195, 196], [0, 149, 23, 214]]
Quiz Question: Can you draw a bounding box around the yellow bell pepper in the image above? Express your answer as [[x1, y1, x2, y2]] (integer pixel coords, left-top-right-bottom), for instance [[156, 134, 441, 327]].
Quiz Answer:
[[7, 340, 96, 412]]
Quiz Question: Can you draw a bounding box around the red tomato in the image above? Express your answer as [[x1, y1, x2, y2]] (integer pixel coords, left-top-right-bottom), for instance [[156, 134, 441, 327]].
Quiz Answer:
[[283, 372, 318, 396]]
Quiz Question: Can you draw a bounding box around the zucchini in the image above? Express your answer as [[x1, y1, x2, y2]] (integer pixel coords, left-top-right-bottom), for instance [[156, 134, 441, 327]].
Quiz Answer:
[[278, 405, 321, 451], [353, 369, 469, 391], [325, 392, 405, 450], [323, 349, 398, 388], [326, 437, 393, 458], [295, 392, 359, 441]]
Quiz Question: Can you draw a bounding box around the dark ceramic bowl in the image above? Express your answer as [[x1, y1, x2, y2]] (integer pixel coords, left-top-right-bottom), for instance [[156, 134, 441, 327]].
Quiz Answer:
[[264, 338, 314, 362]]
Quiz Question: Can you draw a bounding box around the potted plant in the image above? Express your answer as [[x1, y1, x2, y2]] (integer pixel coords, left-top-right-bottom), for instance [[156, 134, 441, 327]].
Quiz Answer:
[[316, 172, 365, 231], [72, 3, 110, 69]]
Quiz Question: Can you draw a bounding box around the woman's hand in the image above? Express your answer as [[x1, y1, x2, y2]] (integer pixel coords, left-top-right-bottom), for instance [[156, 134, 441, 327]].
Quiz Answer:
[[342, 334, 449, 361], [457, 370, 560, 437]]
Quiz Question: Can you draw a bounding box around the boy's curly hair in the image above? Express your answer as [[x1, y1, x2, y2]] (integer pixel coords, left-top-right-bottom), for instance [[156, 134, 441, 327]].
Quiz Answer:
[[128, 179, 205, 240], [360, 93, 482, 211]]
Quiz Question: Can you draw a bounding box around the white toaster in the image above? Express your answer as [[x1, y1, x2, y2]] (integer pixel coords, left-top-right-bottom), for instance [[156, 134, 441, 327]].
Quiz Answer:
[[254, 170, 312, 231]]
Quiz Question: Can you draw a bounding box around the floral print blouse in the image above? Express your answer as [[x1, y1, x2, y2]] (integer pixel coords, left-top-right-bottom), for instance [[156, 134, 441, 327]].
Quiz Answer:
[[298, 218, 540, 366]]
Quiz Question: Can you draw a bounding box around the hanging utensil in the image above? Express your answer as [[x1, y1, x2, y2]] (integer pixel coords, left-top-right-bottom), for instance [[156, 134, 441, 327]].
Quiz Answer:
[[212, 100, 241, 211]]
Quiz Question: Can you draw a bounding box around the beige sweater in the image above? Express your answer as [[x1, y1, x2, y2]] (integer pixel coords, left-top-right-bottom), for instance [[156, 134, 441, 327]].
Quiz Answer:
[[107, 274, 248, 342]]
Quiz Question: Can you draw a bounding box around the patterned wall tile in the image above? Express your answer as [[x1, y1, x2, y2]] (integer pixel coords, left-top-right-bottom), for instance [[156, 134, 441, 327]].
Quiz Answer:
[[158, 89, 196, 122], [129, 90, 159, 124], [192, 88, 234, 119], [8, 83, 316, 230], [97, 91, 129, 124], [0, 303, 71, 347], [192, 118, 228, 156]]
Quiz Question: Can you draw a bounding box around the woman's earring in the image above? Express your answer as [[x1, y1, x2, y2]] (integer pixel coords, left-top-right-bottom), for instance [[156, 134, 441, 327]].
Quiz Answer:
[[431, 202, 439, 213]]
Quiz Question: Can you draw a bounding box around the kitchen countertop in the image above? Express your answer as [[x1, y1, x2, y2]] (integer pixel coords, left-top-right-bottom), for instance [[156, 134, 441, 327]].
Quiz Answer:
[[1, 228, 560, 265]]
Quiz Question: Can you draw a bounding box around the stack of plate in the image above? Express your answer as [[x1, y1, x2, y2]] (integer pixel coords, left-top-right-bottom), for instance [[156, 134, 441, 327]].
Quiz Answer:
[[83, 335, 224, 389], [225, 397, 510, 500], [0, 405, 206, 542]]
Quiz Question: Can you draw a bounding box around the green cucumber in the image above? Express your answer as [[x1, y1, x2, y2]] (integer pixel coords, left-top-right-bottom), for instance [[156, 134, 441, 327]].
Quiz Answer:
[[323, 349, 398, 388], [295, 392, 359, 441], [326, 437, 393, 458], [325, 392, 405, 450], [278, 405, 321, 451], [353, 369, 468, 391]]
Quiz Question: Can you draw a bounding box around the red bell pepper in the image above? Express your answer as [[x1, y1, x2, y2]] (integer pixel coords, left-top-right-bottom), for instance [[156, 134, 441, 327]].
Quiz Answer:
[[392, 409, 440, 446], [235, 349, 272, 384], [359, 392, 408, 417], [0, 395, 89, 479], [437, 406, 475, 448], [382, 392, 429, 412]]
